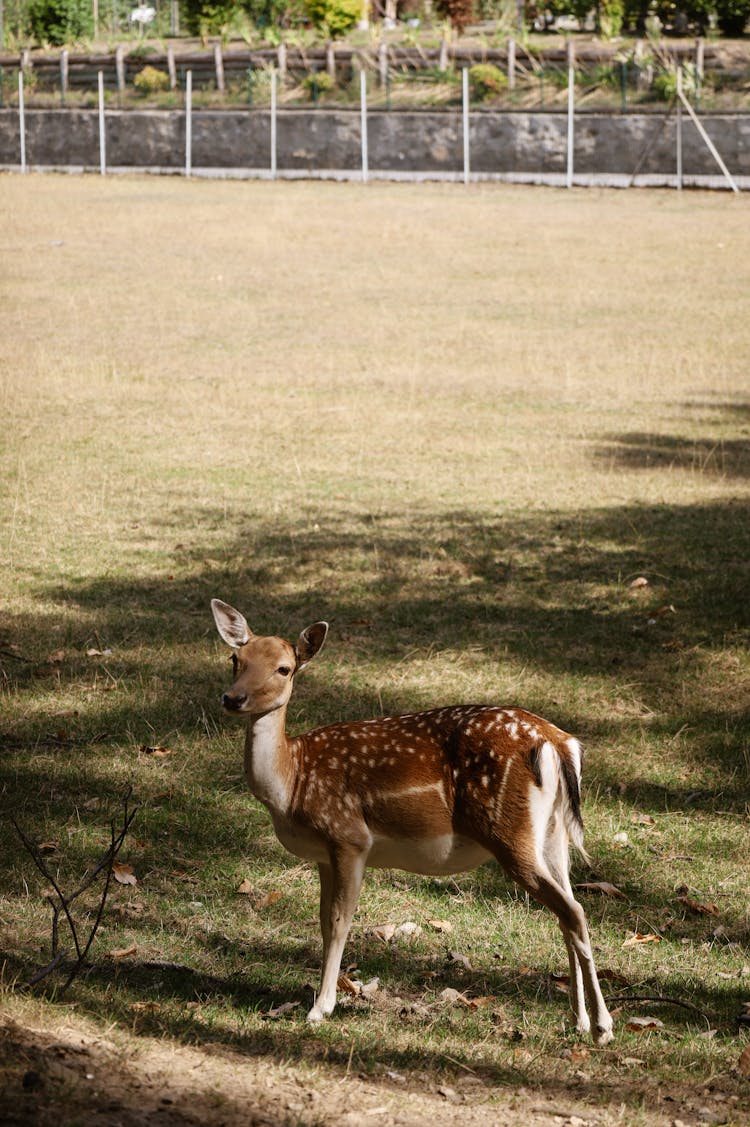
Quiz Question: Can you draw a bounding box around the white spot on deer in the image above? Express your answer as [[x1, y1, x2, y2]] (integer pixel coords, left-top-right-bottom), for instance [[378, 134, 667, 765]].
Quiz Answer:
[[481, 775, 489, 788]]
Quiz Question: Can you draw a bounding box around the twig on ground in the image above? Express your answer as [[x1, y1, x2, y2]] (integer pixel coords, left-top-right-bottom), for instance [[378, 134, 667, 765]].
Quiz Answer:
[[10, 787, 138, 994], [606, 993, 715, 1026]]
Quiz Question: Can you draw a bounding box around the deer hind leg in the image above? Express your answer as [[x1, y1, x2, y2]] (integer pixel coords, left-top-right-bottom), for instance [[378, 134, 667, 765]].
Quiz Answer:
[[308, 847, 366, 1024], [517, 861, 613, 1046], [543, 814, 589, 1037]]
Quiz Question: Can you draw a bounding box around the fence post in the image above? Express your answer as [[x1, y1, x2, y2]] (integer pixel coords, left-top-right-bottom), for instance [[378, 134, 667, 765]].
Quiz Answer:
[[214, 42, 225, 93], [566, 63, 574, 189], [327, 41, 336, 82], [360, 67, 368, 183], [378, 40, 388, 86], [60, 49, 69, 105], [185, 69, 192, 178], [98, 70, 106, 176], [439, 34, 448, 73], [676, 66, 683, 191], [462, 66, 470, 185], [507, 37, 515, 91], [277, 42, 287, 82], [115, 45, 125, 98], [18, 69, 26, 174], [167, 45, 176, 90], [270, 67, 277, 180]]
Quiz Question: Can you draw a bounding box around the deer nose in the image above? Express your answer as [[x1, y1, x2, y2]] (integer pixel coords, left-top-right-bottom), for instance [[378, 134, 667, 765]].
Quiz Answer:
[[222, 691, 248, 712]]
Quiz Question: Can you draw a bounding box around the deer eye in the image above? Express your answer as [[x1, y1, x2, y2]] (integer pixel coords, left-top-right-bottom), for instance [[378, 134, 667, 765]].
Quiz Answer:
[[231, 654, 238, 674], [277, 665, 291, 677]]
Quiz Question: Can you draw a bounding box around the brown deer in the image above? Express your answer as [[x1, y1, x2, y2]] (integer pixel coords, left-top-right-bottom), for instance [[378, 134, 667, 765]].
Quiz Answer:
[[210, 599, 614, 1045]]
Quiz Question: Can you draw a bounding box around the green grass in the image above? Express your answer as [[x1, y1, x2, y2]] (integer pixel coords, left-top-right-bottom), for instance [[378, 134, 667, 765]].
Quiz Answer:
[[0, 175, 749, 1125]]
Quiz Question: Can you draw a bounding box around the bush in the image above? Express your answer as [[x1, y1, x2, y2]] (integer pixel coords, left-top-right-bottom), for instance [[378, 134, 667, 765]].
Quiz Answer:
[[301, 71, 336, 97], [469, 63, 507, 99], [28, 0, 94, 45], [133, 66, 171, 94], [303, 0, 361, 37]]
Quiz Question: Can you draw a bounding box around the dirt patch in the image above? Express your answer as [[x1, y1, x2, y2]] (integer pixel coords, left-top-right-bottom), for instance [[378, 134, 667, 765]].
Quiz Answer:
[[0, 1011, 738, 1127]]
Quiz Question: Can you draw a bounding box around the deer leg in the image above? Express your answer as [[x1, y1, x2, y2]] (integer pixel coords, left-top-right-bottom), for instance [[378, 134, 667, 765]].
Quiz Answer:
[[308, 847, 366, 1024], [523, 868, 613, 1046], [544, 822, 589, 1036], [318, 861, 334, 965]]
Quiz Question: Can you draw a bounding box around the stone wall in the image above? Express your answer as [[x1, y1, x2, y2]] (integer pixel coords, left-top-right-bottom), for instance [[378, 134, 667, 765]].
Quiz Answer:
[[1, 107, 749, 182]]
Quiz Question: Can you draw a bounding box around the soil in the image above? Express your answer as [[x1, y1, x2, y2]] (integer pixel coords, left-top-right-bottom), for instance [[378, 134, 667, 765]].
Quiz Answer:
[[0, 1011, 741, 1127]]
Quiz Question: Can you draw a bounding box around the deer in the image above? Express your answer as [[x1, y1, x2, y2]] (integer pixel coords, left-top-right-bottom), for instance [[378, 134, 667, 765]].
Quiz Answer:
[[210, 599, 614, 1045]]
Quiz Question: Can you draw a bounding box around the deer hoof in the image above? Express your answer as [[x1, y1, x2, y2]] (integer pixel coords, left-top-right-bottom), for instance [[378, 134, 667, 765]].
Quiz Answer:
[[307, 1005, 325, 1024], [593, 1022, 614, 1046]]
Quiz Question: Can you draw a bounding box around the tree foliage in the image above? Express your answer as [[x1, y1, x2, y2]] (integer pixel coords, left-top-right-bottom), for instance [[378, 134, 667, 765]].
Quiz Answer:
[[27, 0, 94, 45]]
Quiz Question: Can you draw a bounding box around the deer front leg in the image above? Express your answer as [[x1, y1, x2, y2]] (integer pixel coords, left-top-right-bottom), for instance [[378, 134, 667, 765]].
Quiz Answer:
[[308, 848, 366, 1024]]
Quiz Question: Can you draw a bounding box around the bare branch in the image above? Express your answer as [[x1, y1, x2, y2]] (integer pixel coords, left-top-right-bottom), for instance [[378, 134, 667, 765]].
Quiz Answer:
[[11, 787, 138, 994]]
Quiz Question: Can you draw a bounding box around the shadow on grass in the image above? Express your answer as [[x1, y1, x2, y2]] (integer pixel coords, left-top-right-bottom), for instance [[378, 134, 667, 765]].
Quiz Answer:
[[593, 432, 750, 479]]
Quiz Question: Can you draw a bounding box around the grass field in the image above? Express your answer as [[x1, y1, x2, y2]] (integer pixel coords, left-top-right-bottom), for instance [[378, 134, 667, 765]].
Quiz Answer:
[[1, 175, 749, 1127]]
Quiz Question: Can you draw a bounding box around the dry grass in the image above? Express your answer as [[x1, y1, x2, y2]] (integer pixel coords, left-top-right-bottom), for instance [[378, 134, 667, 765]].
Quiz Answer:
[[1, 175, 749, 1126]]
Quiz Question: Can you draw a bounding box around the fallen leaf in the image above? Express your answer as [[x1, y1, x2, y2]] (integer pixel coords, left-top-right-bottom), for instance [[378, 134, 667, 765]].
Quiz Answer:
[[428, 919, 453, 933], [47, 650, 66, 664], [439, 987, 471, 1007], [87, 647, 113, 657], [140, 745, 174, 758], [359, 978, 380, 997], [620, 1056, 646, 1066], [613, 831, 629, 847], [624, 1015, 664, 1032], [338, 974, 361, 997], [236, 878, 254, 896], [631, 813, 656, 826], [629, 576, 649, 589], [257, 890, 283, 908], [112, 862, 137, 886], [129, 1000, 160, 1012], [107, 944, 137, 960], [622, 932, 662, 948], [437, 1086, 458, 1101], [37, 841, 59, 855], [739, 1045, 750, 1078], [466, 995, 495, 1010], [677, 896, 720, 917], [395, 922, 422, 939], [447, 950, 472, 970], [52, 709, 78, 718], [370, 924, 396, 944], [576, 881, 627, 899], [264, 1001, 300, 1020]]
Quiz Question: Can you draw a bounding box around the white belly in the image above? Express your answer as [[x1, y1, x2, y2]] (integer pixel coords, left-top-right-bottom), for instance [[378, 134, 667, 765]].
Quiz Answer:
[[367, 833, 492, 876], [269, 810, 491, 877]]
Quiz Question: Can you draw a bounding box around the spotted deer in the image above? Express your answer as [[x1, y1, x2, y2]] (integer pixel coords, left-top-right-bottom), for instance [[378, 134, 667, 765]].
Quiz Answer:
[[210, 599, 614, 1045]]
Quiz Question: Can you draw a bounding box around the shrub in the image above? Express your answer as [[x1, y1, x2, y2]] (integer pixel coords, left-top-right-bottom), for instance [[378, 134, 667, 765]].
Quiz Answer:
[[133, 66, 171, 94], [469, 63, 507, 99], [27, 0, 94, 45], [301, 71, 336, 97], [303, 0, 361, 37]]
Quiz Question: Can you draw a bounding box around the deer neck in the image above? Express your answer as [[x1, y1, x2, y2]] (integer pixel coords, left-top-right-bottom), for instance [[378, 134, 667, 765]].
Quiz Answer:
[[243, 707, 294, 813]]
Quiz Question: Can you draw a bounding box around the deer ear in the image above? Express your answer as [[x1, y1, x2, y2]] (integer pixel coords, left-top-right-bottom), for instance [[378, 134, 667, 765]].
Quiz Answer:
[[295, 622, 328, 673], [211, 599, 252, 648]]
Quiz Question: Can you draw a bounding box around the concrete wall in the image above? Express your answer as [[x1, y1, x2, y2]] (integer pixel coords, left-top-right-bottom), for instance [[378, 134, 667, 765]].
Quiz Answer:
[[2, 107, 749, 181]]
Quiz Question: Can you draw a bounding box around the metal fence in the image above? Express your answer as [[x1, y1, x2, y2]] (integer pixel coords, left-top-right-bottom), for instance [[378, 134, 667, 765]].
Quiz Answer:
[[4, 62, 746, 191]]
